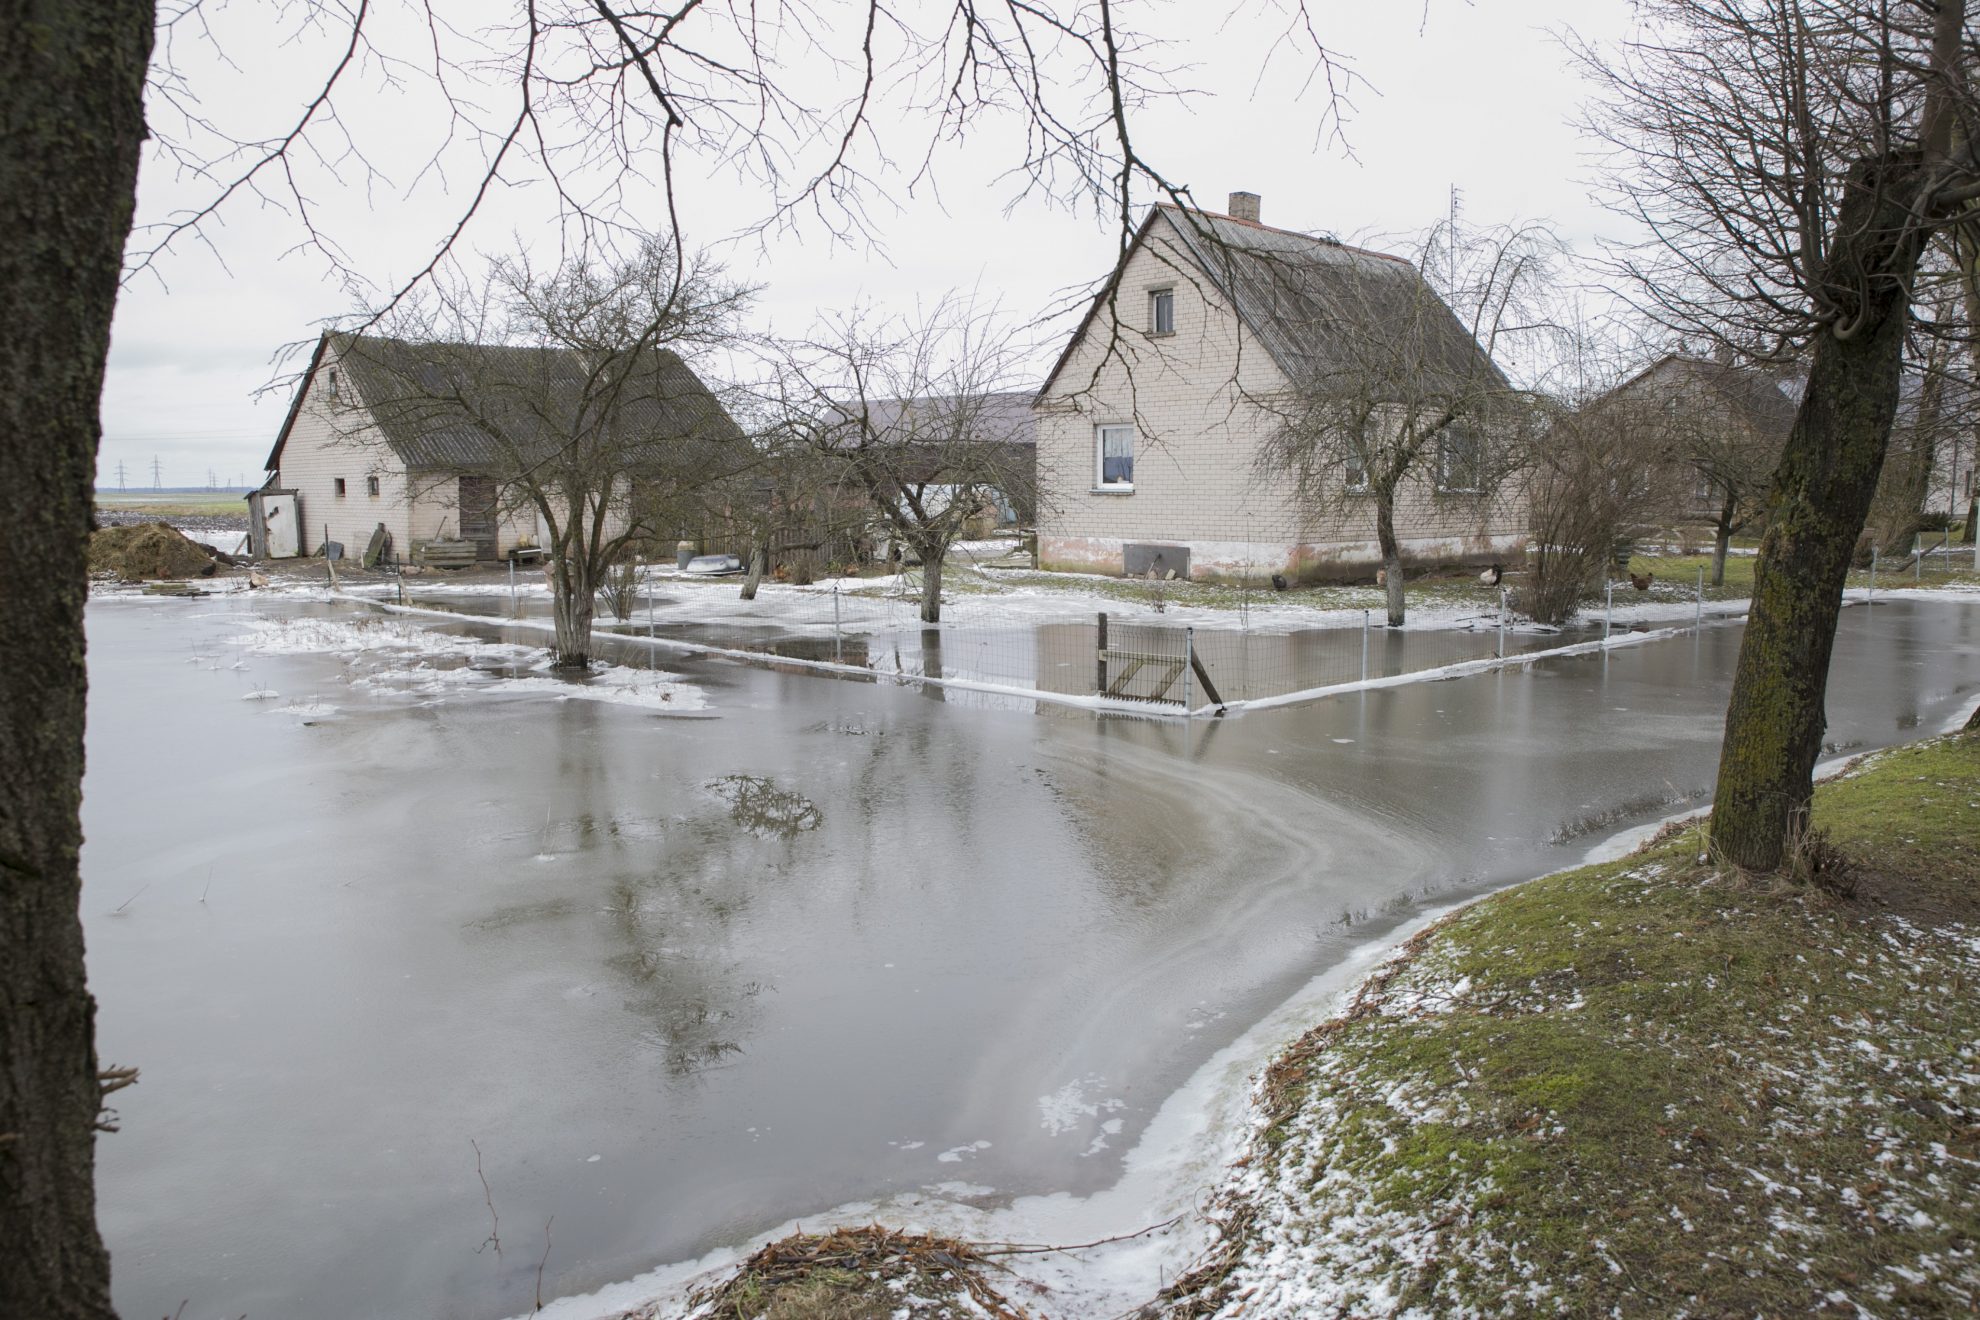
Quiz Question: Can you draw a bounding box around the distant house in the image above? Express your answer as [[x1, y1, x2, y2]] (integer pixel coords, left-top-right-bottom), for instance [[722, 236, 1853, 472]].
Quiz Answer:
[[253, 330, 743, 562], [832, 390, 1037, 528], [1032, 192, 1527, 583], [1590, 354, 1801, 524]]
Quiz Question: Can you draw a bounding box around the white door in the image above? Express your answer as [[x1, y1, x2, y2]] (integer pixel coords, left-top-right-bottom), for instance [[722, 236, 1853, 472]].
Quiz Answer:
[[263, 493, 300, 558]]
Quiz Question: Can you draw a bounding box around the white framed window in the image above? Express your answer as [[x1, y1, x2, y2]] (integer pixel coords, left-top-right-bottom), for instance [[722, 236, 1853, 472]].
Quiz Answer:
[[366, 474, 381, 497], [1149, 288, 1175, 336], [1096, 424, 1135, 489], [1436, 431, 1483, 493], [333, 477, 347, 497], [1343, 453, 1369, 493]]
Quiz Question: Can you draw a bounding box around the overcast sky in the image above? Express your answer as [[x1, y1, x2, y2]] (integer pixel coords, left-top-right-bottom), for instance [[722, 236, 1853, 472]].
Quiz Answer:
[[99, 1, 1638, 491]]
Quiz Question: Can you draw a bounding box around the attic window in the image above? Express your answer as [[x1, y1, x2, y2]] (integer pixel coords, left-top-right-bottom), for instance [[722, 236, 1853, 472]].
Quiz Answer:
[[334, 478, 347, 497], [366, 474, 381, 497], [326, 367, 339, 399], [1150, 288, 1175, 336]]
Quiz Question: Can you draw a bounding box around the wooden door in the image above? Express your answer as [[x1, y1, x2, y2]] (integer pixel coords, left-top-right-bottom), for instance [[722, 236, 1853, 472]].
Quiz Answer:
[[457, 475, 497, 560]]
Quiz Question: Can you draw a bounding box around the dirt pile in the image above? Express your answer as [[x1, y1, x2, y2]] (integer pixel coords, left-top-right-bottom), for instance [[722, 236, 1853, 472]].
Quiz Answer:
[[89, 522, 220, 581]]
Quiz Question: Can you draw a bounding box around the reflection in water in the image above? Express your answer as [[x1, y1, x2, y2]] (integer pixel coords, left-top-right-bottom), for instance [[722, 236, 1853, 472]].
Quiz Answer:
[[75, 596, 1980, 1320], [708, 775, 824, 836]]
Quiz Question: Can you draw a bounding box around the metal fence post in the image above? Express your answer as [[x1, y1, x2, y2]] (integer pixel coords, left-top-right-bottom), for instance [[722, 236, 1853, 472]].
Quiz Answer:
[[1604, 582, 1613, 644], [1696, 565, 1704, 629], [832, 581, 843, 663], [1496, 588, 1506, 659], [1183, 627, 1194, 714], [1096, 612, 1109, 697], [509, 559, 517, 616], [1361, 610, 1370, 684], [1870, 545, 1878, 604]]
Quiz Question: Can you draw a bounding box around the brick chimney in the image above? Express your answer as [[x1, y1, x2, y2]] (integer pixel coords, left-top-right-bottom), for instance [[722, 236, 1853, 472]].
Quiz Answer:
[[1228, 191, 1261, 223]]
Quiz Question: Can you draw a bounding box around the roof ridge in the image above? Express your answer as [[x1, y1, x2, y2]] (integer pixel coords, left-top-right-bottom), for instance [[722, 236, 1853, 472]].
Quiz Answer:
[[1153, 202, 1412, 265]]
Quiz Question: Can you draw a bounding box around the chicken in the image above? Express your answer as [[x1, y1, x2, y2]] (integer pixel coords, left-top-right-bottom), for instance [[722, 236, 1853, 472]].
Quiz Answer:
[[1479, 562, 1504, 586], [1270, 573, 1289, 592], [1629, 570, 1654, 591]]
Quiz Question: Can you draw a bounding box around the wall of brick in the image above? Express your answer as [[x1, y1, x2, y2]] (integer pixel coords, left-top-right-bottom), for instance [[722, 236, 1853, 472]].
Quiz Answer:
[[272, 347, 416, 558], [1036, 213, 1530, 582]]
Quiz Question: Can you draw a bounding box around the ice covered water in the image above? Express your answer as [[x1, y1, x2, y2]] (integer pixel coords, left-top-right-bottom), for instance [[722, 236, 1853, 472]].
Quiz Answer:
[[79, 594, 1980, 1319]]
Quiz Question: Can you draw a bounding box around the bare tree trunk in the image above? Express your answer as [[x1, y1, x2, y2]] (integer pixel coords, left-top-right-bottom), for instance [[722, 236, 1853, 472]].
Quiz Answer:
[[550, 554, 595, 668], [1, 4, 151, 1316], [918, 550, 943, 625], [1375, 492, 1406, 626], [739, 544, 765, 600], [1869, 339, 1943, 556], [1711, 163, 1925, 871], [1711, 489, 1736, 587], [919, 627, 948, 701]]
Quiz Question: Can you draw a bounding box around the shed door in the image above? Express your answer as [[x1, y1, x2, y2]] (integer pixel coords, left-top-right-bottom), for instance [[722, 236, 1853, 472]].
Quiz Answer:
[[263, 493, 300, 558], [457, 476, 497, 560]]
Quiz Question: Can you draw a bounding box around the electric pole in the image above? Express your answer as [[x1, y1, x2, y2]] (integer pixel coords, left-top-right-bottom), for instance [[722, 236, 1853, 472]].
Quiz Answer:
[[114, 460, 127, 490], [151, 455, 162, 490]]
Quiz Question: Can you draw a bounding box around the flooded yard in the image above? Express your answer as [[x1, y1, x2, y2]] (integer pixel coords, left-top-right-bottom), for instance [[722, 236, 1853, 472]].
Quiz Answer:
[[80, 593, 1980, 1319]]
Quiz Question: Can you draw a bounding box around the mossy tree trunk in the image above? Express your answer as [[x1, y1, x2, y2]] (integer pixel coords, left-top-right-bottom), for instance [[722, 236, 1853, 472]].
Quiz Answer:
[[0, 3, 153, 1316], [1710, 163, 1927, 871]]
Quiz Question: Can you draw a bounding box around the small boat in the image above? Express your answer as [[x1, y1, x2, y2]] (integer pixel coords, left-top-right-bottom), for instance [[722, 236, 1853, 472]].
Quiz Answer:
[[684, 554, 744, 576]]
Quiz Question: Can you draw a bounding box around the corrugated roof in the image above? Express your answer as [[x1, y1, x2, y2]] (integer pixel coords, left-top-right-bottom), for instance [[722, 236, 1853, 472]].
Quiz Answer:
[[269, 331, 744, 474]]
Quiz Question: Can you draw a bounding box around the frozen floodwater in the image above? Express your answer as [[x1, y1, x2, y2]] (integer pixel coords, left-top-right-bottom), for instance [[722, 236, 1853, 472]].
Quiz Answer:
[[79, 594, 1980, 1319]]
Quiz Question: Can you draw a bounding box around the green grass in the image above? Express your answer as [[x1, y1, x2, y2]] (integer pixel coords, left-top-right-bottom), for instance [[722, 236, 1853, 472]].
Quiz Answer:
[[1166, 730, 1980, 1318], [93, 492, 250, 519]]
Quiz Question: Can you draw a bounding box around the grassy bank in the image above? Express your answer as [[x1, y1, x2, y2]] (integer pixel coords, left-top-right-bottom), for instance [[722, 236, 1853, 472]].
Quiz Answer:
[[1160, 727, 1980, 1318]]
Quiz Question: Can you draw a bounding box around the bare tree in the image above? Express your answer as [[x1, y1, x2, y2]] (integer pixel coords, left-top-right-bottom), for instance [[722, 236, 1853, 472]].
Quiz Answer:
[[7, 2, 1359, 1312], [1594, 353, 1799, 585], [1869, 254, 1976, 556], [769, 297, 1033, 623], [1253, 217, 1558, 625], [1581, 0, 1980, 869], [345, 239, 755, 665], [1523, 386, 1692, 625]]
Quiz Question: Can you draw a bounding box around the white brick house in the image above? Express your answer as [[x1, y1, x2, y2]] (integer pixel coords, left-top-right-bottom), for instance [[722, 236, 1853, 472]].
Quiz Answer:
[[256, 331, 740, 562], [1034, 194, 1529, 583]]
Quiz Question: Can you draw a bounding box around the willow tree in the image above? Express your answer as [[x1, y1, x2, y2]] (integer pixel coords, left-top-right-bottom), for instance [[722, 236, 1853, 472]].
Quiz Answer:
[[1582, 0, 1980, 870]]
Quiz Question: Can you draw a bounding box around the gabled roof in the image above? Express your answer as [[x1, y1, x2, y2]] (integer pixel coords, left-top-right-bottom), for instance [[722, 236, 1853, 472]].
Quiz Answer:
[[266, 330, 745, 473], [1037, 203, 1500, 401], [843, 391, 1037, 446], [1605, 355, 1801, 439]]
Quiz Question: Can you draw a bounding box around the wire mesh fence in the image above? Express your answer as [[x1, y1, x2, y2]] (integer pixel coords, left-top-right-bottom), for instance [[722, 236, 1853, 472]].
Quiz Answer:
[[522, 567, 1623, 713], [367, 554, 1720, 716]]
